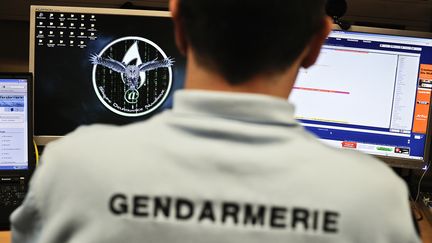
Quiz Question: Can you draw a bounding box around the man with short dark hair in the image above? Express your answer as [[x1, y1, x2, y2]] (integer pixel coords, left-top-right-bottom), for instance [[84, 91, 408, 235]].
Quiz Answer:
[[11, 0, 420, 242]]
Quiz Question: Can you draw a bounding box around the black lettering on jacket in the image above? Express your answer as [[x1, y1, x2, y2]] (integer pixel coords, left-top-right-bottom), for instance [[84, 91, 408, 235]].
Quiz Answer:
[[133, 196, 149, 217], [198, 201, 216, 223], [109, 194, 128, 215], [154, 197, 171, 218], [107, 194, 341, 235], [176, 198, 194, 220], [222, 202, 240, 225], [244, 204, 266, 226], [323, 211, 339, 233], [291, 207, 310, 230], [270, 207, 287, 229]]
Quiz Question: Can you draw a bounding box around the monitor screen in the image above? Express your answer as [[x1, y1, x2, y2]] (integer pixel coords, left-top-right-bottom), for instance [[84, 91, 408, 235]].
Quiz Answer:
[[289, 27, 432, 168], [0, 75, 30, 171], [30, 6, 185, 144]]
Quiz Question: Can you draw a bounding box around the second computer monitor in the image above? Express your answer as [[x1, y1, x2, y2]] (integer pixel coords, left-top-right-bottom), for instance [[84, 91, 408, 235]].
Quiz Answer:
[[289, 27, 432, 168]]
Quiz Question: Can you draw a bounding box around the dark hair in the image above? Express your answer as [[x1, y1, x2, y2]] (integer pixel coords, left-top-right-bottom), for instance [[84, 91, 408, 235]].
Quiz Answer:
[[179, 0, 327, 84]]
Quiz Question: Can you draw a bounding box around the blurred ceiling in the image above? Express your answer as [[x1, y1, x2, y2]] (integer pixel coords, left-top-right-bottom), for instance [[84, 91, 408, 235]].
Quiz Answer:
[[346, 0, 432, 31], [0, 0, 168, 21], [1, 0, 431, 72], [1, 0, 432, 31]]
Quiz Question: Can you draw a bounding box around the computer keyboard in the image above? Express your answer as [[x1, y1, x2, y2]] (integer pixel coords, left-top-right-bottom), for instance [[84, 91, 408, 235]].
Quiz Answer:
[[0, 183, 26, 207]]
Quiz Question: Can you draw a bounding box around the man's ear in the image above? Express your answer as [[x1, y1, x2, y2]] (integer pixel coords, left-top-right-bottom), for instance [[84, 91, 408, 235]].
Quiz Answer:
[[301, 17, 333, 68], [170, 0, 188, 55]]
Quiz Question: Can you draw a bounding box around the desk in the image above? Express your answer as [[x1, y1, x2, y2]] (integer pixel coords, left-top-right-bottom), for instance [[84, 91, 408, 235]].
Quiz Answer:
[[420, 220, 432, 243], [419, 204, 432, 243], [0, 231, 10, 243], [0, 216, 431, 243]]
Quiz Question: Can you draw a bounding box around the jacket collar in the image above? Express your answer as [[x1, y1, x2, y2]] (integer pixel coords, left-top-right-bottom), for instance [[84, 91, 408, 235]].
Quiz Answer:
[[173, 90, 299, 126]]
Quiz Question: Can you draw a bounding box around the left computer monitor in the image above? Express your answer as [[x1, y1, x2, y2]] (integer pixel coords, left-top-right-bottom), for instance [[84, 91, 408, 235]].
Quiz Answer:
[[29, 6, 185, 145], [0, 73, 33, 173]]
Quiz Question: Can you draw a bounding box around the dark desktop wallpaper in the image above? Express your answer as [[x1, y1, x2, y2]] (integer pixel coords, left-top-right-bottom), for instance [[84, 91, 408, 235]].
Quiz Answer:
[[33, 10, 186, 136]]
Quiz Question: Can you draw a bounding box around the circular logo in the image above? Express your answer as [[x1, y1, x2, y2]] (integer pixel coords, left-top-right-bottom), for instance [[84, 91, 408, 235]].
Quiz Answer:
[[91, 36, 173, 117]]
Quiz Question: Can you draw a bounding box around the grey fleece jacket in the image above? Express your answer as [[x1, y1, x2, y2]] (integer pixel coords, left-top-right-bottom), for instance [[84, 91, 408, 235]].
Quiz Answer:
[[11, 90, 420, 243]]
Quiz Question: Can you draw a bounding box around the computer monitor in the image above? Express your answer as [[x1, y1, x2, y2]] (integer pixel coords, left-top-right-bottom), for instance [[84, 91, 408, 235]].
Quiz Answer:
[[29, 6, 185, 145], [289, 26, 432, 168], [0, 73, 33, 173]]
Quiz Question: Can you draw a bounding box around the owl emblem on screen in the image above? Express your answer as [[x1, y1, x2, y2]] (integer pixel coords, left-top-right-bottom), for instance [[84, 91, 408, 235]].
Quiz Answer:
[[90, 37, 174, 118], [90, 54, 174, 91]]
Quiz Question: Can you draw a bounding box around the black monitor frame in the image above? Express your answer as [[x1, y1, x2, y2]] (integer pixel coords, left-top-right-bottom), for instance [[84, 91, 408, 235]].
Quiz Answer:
[[30, 5, 176, 145], [323, 25, 432, 169], [0, 72, 35, 179]]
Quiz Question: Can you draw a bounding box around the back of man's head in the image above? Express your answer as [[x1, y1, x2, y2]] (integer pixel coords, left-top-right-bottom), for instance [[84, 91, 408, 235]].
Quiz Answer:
[[177, 0, 327, 85]]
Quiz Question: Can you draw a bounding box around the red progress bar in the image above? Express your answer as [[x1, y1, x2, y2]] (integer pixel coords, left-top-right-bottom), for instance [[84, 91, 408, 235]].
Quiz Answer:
[[293, 87, 350, 95]]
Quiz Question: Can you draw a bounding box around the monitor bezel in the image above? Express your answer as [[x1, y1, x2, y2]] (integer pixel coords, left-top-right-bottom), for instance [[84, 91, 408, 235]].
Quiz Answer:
[[0, 72, 35, 178], [29, 5, 171, 146]]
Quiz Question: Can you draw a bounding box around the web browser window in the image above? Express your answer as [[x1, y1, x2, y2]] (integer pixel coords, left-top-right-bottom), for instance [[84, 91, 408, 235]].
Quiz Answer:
[[0, 78, 28, 170], [289, 31, 432, 162]]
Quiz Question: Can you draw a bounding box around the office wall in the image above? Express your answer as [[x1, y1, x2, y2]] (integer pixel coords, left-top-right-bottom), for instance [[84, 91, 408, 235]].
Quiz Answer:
[[345, 0, 432, 31], [0, 21, 29, 72], [0, 0, 168, 21]]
